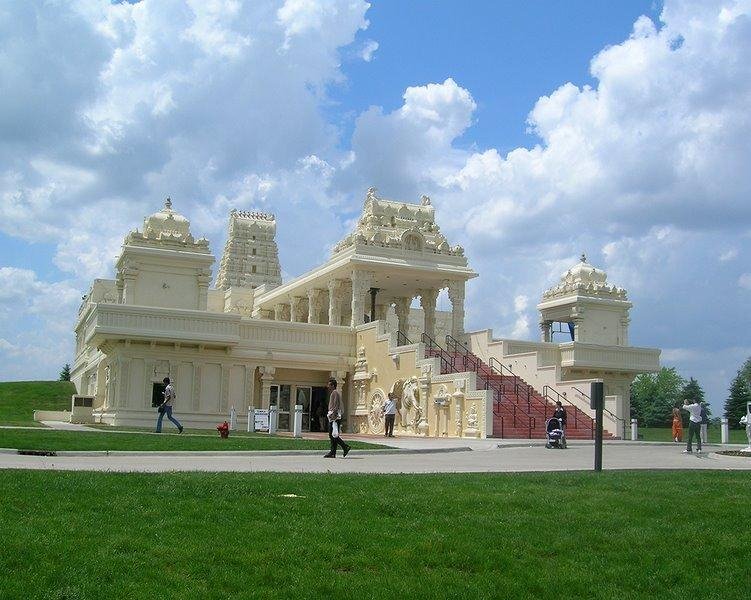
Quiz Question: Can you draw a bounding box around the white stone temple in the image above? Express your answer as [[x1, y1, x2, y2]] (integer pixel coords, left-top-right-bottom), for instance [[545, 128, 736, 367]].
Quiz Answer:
[[72, 188, 660, 437]]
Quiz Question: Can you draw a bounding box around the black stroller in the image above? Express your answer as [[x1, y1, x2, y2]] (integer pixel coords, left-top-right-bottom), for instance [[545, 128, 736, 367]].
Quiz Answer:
[[545, 417, 567, 449]]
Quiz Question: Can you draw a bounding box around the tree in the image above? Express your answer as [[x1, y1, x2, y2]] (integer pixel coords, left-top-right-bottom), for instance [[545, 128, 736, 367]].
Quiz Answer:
[[59, 363, 71, 381], [724, 369, 751, 429], [681, 377, 709, 415], [741, 356, 751, 385], [630, 367, 686, 427]]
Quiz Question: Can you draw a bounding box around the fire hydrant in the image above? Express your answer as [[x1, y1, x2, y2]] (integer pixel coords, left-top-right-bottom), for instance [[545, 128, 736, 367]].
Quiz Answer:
[[217, 421, 230, 439]]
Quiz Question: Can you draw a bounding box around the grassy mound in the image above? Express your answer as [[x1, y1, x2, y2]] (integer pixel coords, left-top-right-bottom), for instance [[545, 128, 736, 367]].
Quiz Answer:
[[0, 380, 75, 426], [1, 470, 748, 599]]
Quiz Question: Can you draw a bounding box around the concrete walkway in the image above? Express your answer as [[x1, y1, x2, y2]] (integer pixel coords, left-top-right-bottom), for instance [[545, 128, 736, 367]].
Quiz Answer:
[[1, 440, 749, 473]]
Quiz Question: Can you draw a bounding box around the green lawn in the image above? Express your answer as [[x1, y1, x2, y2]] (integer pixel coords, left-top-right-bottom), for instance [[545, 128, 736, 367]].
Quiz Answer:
[[0, 428, 382, 452], [1, 470, 748, 599], [0, 380, 75, 426], [636, 426, 748, 444]]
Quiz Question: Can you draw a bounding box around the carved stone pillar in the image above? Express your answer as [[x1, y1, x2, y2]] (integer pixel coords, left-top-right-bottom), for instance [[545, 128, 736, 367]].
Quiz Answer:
[[245, 366, 257, 411], [290, 296, 305, 322], [327, 279, 343, 326], [198, 267, 212, 310], [446, 280, 466, 338], [260, 366, 276, 409], [620, 316, 630, 346], [307, 288, 323, 324], [419, 288, 439, 339], [417, 364, 431, 436], [453, 388, 465, 438], [540, 320, 552, 342], [120, 261, 138, 305], [394, 297, 411, 336], [273, 304, 285, 321], [192, 362, 202, 412], [220, 365, 230, 413], [350, 270, 373, 327]]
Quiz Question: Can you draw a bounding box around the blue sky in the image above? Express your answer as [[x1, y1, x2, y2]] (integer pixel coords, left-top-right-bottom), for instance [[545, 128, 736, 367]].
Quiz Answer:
[[0, 0, 749, 415]]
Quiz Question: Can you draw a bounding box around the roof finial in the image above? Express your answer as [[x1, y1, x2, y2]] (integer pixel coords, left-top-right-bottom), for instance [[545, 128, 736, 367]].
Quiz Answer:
[[165, 196, 172, 210], [580, 252, 587, 263]]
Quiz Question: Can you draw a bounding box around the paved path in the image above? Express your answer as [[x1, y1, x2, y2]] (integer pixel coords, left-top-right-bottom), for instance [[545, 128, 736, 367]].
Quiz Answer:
[[1, 441, 749, 473]]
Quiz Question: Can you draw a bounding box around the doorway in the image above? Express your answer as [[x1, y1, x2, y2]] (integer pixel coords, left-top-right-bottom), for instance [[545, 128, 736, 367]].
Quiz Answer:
[[310, 386, 328, 432], [151, 382, 166, 407]]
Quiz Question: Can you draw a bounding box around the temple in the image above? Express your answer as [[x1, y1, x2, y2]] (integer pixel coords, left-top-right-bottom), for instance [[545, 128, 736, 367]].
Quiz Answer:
[[72, 188, 660, 438]]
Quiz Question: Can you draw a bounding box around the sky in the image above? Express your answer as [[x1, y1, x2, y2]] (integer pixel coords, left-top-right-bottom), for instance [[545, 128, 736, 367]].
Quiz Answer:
[[1, 0, 750, 414]]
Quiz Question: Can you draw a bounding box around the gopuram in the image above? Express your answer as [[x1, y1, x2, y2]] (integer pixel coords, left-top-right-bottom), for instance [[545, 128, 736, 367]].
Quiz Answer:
[[72, 188, 660, 438]]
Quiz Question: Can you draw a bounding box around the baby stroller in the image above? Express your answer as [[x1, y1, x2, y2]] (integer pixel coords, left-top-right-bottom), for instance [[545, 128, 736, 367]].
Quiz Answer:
[[545, 417, 567, 449]]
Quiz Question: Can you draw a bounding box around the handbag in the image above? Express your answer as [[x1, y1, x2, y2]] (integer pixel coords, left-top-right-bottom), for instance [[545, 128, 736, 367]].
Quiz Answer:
[[331, 421, 339, 438]]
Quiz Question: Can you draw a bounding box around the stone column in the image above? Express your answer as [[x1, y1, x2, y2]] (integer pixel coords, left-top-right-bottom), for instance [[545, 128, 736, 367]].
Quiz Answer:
[[394, 297, 411, 336], [446, 280, 466, 338], [328, 279, 343, 326], [273, 304, 285, 321], [350, 270, 373, 327], [260, 366, 276, 409], [121, 262, 138, 305], [197, 267, 212, 310], [539, 320, 552, 342], [419, 288, 439, 339], [307, 288, 323, 324], [417, 364, 431, 436], [290, 296, 305, 322], [620, 316, 630, 346]]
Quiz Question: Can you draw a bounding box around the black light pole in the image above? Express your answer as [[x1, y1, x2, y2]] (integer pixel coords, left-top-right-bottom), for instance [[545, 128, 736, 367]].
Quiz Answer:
[[369, 287, 379, 322], [591, 380, 604, 472]]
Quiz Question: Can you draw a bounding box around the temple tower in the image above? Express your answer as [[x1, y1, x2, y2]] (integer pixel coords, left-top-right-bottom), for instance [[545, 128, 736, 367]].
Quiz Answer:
[[216, 210, 282, 291], [537, 254, 631, 345]]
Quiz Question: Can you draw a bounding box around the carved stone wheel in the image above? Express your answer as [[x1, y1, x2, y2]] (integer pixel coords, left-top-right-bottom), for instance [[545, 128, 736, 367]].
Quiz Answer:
[[368, 393, 385, 435]]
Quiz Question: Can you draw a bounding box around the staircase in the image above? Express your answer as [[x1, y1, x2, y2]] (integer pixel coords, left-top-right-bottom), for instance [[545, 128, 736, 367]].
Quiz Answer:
[[419, 333, 613, 440]]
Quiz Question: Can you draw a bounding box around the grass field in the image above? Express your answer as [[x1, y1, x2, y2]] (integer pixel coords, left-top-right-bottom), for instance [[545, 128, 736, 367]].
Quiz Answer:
[[1, 470, 748, 599], [0, 428, 382, 452], [636, 426, 747, 444], [0, 380, 75, 426]]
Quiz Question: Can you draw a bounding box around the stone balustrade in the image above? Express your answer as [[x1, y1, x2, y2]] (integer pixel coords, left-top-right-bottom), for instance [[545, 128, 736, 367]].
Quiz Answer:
[[558, 342, 660, 372]]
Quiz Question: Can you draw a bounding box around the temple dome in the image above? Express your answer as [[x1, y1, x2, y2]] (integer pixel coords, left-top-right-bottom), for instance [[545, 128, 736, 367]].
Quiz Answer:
[[542, 254, 627, 301], [143, 197, 191, 241]]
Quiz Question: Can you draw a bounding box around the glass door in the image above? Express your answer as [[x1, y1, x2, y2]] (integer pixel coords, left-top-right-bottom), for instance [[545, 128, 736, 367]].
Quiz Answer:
[[296, 386, 311, 431], [278, 384, 291, 430]]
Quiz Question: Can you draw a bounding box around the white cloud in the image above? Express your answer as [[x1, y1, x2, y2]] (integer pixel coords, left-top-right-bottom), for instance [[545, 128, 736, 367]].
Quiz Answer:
[[361, 39, 378, 61], [739, 273, 751, 290], [719, 249, 738, 261]]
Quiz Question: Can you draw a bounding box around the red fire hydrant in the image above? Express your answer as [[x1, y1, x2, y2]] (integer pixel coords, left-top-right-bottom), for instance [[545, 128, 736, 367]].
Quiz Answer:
[[217, 421, 230, 439]]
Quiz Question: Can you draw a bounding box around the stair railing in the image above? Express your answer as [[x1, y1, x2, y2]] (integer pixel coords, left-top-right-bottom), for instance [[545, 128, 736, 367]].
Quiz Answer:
[[542, 385, 585, 431], [420, 332, 454, 374], [572, 386, 626, 440], [443, 335, 540, 438], [396, 330, 412, 347]]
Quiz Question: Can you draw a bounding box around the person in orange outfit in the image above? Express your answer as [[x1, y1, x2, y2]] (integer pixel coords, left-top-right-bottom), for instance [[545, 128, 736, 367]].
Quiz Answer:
[[671, 404, 683, 442]]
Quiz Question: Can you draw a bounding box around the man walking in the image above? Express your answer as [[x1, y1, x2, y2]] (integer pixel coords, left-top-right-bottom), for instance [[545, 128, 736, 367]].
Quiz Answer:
[[324, 377, 350, 458], [382, 392, 397, 437], [156, 377, 184, 434], [700, 401, 709, 445], [681, 398, 702, 453]]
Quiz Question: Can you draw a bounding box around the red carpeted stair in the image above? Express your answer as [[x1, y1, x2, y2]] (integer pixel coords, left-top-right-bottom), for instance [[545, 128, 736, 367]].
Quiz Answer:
[[421, 335, 614, 440]]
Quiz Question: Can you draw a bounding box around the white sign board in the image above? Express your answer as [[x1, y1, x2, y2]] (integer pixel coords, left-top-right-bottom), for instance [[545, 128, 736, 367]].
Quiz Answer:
[[254, 409, 270, 432]]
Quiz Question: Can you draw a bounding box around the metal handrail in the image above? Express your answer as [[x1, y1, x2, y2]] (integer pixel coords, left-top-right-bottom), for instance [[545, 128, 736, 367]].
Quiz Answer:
[[572, 386, 626, 439], [542, 385, 587, 432], [421, 332, 454, 374], [396, 330, 412, 347]]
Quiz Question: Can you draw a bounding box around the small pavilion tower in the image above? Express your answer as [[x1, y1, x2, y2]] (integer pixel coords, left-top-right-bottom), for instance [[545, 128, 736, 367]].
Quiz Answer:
[[216, 210, 282, 291], [115, 198, 214, 310], [537, 254, 631, 346]]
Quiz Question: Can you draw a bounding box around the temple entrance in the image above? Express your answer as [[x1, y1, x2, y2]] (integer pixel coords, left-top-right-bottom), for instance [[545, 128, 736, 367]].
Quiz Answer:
[[269, 384, 329, 432], [310, 387, 328, 432]]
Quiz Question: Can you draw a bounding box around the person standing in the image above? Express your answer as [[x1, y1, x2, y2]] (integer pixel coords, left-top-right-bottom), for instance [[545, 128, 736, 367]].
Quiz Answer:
[[681, 398, 702, 453], [156, 377, 183, 434], [553, 401, 567, 448], [323, 377, 350, 458], [671, 404, 683, 443], [382, 392, 397, 437], [700, 401, 709, 445]]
